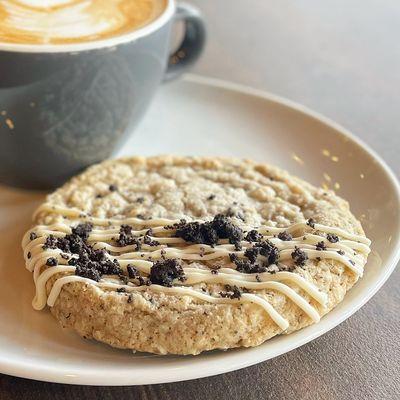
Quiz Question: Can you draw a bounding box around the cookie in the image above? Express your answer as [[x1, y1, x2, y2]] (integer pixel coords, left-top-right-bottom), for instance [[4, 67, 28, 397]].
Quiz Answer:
[[22, 156, 371, 355]]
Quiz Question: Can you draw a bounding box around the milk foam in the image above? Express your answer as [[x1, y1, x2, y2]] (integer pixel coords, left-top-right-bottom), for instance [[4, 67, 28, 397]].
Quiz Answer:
[[0, 0, 164, 44], [14, 0, 77, 8]]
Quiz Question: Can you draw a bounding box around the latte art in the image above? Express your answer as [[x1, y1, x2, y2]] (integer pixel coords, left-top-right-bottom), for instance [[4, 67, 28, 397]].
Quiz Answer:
[[0, 0, 166, 45]]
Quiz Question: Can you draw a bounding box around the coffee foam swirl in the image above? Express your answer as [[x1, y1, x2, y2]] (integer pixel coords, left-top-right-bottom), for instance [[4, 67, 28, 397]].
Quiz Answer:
[[0, 0, 166, 45]]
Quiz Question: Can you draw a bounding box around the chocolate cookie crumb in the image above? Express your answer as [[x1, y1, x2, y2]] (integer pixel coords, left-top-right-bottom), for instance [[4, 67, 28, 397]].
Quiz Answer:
[[244, 240, 279, 265], [291, 247, 308, 266], [109, 184, 118, 192], [219, 285, 241, 299], [211, 269, 218, 275], [234, 242, 242, 251], [149, 259, 185, 287], [230, 239, 280, 274], [143, 235, 160, 247], [127, 265, 139, 279], [245, 230, 263, 242], [116, 225, 141, 250], [41, 227, 123, 281], [68, 258, 77, 266], [306, 218, 316, 228], [137, 276, 150, 286], [127, 294, 133, 303], [175, 214, 243, 247], [75, 265, 101, 282], [42, 234, 58, 250], [29, 232, 37, 241], [207, 194, 216, 200], [116, 288, 126, 293], [337, 250, 345, 256], [71, 222, 93, 240], [316, 241, 327, 251], [60, 253, 69, 260], [236, 259, 266, 274], [27, 252, 31, 259], [46, 257, 58, 266], [327, 233, 339, 243], [136, 197, 145, 203], [278, 231, 293, 241]]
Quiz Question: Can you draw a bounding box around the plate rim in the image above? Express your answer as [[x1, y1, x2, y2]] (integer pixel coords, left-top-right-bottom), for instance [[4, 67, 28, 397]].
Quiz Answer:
[[1, 74, 399, 385]]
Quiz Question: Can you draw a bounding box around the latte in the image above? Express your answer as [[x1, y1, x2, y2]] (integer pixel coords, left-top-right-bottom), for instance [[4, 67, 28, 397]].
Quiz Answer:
[[0, 0, 166, 45]]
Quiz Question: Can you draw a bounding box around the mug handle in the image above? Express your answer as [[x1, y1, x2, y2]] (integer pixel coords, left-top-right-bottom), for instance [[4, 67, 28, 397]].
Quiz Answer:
[[164, 3, 206, 81]]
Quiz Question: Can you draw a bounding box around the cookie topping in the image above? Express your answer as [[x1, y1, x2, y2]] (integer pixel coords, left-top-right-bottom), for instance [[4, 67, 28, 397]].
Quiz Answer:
[[245, 230, 263, 242], [175, 214, 243, 247], [316, 241, 327, 251], [211, 269, 219, 275], [75, 265, 101, 282], [229, 240, 280, 274], [27, 197, 370, 328], [41, 224, 124, 281], [29, 232, 37, 241], [46, 257, 58, 266], [109, 184, 118, 192], [327, 233, 339, 243], [244, 240, 279, 265], [143, 235, 160, 247], [42, 234, 58, 250], [231, 257, 267, 274], [149, 259, 185, 287], [306, 218, 316, 229], [127, 265, 139, 279], [138, 276, 151, 286], [219, 285, 241, 299], [291, 247, 308, 266], [71, 222, 93, 240], [116, 225, 141, 249], [67, 257, 77, 265], [278, 231, 293, 241], [207, 194, 216, 200]]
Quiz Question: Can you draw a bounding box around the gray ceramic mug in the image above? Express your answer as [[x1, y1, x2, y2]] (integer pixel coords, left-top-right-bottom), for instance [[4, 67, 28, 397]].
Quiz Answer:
[[0, 1, 205, 189]]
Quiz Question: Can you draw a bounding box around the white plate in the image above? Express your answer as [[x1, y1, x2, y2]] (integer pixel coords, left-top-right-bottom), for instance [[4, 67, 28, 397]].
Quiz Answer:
[[0, 75, 399, 385]]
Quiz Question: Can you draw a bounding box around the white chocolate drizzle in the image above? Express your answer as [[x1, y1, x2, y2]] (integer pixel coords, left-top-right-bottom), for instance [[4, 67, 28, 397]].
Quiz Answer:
[[23, 203, 371, 332]]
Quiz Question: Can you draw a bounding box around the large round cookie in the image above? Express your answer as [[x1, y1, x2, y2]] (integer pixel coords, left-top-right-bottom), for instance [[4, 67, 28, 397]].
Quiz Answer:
[[22, 156, 371, 355]]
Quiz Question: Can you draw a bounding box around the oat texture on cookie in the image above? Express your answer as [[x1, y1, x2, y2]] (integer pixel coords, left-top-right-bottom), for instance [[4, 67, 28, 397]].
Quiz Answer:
[[22, 156, 371, 355]]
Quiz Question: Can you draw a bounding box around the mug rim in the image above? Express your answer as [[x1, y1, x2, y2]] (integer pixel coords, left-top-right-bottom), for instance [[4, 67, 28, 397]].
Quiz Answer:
[[0, 0, 175, 54]]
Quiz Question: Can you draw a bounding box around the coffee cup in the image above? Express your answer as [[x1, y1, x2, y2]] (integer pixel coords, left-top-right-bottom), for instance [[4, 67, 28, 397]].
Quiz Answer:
[[0, 0, 205, 189]]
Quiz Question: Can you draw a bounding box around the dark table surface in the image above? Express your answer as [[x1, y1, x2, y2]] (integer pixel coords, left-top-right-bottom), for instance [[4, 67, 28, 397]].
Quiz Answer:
[[1, 1, 399, 399]]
